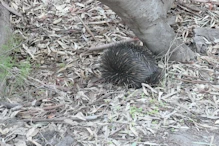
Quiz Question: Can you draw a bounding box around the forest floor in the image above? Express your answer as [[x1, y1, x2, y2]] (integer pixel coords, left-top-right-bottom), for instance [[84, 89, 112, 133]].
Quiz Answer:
[[1, 0, 219, 146]]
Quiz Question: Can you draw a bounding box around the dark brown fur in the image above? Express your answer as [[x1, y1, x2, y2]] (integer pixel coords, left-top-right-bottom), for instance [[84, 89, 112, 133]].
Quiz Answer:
[[101, 43, 161, 88]]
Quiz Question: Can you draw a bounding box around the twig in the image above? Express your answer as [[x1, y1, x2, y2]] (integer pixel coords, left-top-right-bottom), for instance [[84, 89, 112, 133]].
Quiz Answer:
[[210, 135, 214, 146], [177, 78, 212, 84], [77, 16, 97, 41], [177, 2, 201, 12], [192, 0, 219, 5], [87, 37, 139, 52], [109, 124, 127, 137], [176, 3, 202, 17], [27, 76, 70, 92], [87, 20, 111, 25], [22, 44, 35, 60], [43, 104, 65, 110], [22, 115, 102, 123]]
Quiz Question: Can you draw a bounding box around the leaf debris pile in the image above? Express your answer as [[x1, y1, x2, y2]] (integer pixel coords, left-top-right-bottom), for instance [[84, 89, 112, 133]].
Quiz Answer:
[[1, 0, 219, 145]]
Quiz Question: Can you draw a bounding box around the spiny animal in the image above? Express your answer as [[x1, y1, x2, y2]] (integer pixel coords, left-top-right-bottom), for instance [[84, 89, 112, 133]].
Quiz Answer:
[[101, 43, 162, 88]]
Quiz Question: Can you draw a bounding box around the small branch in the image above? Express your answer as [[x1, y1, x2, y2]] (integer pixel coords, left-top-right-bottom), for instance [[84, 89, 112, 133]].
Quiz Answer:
[[177, 78, 212, 84], [109, 124, 127, 137], [27, 76, 70, 92], [22, 115, 102, 123], [77, 16, 97, 41], [192, 0, 219, 5], [22, 44, 36, 60], [43, 104, 65, 110], [176, 3, 202, 17], [87, 37, 139, 52]]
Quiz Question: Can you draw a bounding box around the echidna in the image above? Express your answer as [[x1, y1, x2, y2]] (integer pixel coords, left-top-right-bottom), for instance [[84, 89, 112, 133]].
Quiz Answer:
[[101, 43, 162, 88]]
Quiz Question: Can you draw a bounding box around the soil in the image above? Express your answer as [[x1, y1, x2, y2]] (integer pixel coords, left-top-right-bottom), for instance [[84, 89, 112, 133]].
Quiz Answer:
[[0, 0, 219, 146]]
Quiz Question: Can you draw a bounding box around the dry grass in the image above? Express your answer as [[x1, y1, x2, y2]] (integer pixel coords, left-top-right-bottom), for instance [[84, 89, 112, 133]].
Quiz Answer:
[[0, 0, 219, 145]]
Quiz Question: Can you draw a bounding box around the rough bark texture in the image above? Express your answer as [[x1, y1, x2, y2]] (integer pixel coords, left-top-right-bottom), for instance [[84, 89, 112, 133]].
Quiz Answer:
[[0, 4, 12, 93], [98, 0, 196, 62], [0, 4, 11, 49]]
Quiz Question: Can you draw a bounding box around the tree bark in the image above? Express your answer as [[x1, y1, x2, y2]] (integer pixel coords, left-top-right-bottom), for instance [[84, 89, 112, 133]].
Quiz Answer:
[[98, 0, 196, 62], [0, 4, 11, 49], [0, 4, 12, 94]]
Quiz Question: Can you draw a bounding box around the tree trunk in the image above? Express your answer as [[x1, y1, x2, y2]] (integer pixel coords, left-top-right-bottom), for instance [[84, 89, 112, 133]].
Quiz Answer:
[[0, 4, 12, 94], [0, 4, 11, 49], [98, 0, 196, 62]]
